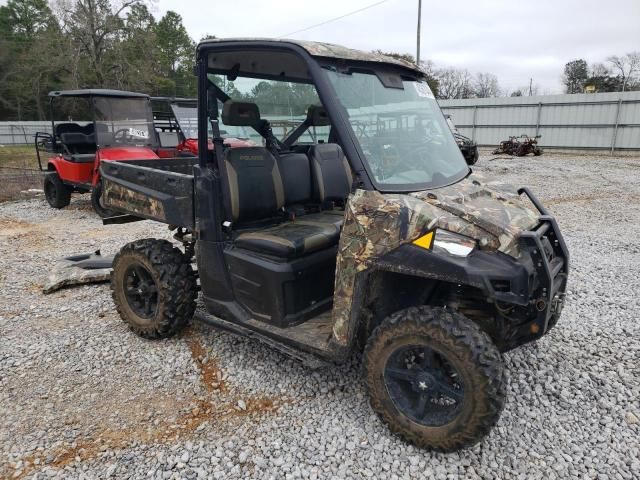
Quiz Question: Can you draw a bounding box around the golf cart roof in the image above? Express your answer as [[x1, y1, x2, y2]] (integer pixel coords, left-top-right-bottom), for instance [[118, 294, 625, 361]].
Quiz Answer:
[[48, 89, 150, 99], [151, 97, 196, 105], [197, 38, 422, 74]]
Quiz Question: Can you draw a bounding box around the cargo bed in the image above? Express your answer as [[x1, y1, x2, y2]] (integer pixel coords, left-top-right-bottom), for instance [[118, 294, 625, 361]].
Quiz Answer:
[[101, 157, 197, 228]]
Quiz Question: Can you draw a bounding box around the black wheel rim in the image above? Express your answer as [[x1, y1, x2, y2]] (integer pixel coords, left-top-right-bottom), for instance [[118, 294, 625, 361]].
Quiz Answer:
[[123, 264, 159, 320], [383, 344, 465, 427]]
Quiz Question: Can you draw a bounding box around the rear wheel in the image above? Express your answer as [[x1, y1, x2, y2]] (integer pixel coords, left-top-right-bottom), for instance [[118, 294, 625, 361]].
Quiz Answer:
[[111, 239, 197, 339], [534, 147, 543, 156], [91, 180, 117, 218], [364, 306, 506, 451], [43, 172, 71, 208]]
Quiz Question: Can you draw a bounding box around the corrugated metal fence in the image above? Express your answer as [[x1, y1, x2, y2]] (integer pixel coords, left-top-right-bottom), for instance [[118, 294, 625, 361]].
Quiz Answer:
[[440, 91, 640, 152], [0, 122, 47, 146], [3, 91, 640, 152]]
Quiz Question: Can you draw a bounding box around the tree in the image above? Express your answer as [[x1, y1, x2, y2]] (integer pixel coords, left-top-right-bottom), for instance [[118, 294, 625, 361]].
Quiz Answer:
[[607, 52, 640, 92], [584, 63, 622, 93], [0, 0, 56, 40], [0, 0, 63, 120], [113, 3, 159, 92], [474, 72, 500, 98], [155, 11, 192, 75], [562, 59, 588, 94], [155, 11, 195, 96], [434, 67, 473, 99], [59, 0, 146, 87]]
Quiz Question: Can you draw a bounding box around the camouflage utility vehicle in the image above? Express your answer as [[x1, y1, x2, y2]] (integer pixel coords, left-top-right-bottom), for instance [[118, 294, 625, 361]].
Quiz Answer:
[[100, 39, 569, 451]]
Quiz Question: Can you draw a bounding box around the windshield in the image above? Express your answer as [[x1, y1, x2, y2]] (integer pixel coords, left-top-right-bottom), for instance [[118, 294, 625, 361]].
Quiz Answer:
[[326, 69, 468, 190], [170, 102, 252, 141], [93, 97, 157, 148]]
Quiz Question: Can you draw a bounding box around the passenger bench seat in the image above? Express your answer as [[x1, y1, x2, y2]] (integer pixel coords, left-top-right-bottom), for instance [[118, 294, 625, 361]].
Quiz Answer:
[[220, 100, 339, 259], [299, 143, 353, 230]]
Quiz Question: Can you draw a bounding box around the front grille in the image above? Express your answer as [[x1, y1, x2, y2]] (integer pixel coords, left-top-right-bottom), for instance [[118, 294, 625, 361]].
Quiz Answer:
[[540, 236, 554, 262]]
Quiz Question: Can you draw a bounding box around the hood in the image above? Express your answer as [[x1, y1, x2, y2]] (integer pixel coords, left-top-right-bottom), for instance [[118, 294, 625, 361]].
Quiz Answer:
[[410, 173, 540, 256]]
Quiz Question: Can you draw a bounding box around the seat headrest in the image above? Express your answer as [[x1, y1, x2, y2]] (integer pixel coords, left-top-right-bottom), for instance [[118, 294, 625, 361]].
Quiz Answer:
[[222, 101, 261, 127], [306, 105, 330, 127]]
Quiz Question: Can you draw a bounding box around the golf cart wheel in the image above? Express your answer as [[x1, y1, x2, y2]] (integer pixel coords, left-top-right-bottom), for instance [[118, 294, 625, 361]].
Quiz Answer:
[[534, 148, 543, 156], [111, 239, 196, 339], [363, 306, 506, 451], [43, 171, 71, 208], [91, 180, 117, 218]]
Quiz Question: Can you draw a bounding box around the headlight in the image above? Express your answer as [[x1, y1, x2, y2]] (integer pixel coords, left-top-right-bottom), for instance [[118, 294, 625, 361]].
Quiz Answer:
[[413, 229, 476, 257]]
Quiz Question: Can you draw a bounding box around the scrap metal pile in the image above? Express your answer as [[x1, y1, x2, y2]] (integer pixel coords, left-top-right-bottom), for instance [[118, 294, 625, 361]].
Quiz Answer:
[[493, 134, 543, 156]]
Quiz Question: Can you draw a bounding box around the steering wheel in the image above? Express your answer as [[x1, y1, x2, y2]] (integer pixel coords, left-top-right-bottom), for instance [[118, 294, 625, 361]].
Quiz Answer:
[[113, 128, 132, 144]]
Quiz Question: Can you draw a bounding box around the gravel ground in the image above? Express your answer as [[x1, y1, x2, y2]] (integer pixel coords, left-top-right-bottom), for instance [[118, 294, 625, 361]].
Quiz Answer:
[[1, 152, 639, 479]]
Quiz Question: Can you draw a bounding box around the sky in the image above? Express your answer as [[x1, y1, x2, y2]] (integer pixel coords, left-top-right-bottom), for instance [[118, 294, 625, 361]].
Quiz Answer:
[[154, 0, 640, 94]]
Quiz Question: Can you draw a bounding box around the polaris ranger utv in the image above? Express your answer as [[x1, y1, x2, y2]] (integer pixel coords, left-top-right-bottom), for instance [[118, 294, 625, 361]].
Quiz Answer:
[[101, 39, 569, 451]]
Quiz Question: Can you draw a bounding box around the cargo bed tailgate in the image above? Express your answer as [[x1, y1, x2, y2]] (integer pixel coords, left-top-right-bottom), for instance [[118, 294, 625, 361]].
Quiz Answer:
[[101, 158, 196, 228]]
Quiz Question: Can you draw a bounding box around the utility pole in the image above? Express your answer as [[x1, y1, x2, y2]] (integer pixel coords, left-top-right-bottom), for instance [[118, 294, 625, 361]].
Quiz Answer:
[[416, 0, 422, 66], [528, 78, 533, 96]]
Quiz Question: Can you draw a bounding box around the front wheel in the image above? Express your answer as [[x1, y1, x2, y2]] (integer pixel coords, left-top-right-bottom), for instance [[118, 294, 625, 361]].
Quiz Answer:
[[534, 147, 543, 156], [363, 306, 506, 451], [43, 171, 71, 208], [91, 180, 117, 218], [111, 239, 197, 339]]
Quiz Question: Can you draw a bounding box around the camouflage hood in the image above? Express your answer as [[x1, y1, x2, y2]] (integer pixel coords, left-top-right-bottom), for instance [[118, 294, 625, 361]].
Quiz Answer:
[[340, 172, 540, 260], [410, 172, 540, 256]]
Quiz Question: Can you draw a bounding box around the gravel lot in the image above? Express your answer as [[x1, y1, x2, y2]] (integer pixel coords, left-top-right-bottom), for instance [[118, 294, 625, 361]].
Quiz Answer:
[[1, 152, 639, 479]]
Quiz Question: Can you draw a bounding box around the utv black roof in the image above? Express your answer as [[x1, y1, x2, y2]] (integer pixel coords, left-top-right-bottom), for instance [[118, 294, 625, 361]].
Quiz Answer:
[[197, 38, 422, 74], [48, 89, 150, 99]]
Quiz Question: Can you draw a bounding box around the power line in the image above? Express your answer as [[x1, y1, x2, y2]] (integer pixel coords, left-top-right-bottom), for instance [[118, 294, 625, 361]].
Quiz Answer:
[[281, 0, 391, 37]]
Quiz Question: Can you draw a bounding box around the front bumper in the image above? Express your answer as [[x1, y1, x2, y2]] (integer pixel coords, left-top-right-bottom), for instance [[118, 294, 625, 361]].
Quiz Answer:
[[513, 187, 570, 339]]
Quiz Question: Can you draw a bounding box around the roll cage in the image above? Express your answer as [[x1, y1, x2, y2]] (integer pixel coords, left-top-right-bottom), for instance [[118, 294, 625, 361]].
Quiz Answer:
[[195, 39, 434, 194], [151, 97, 197, 144]]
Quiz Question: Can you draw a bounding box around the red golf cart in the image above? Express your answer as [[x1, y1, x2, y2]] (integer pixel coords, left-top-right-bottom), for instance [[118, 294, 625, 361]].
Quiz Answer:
[[35, 89, 160, 217], [151, 96, 255, 157]]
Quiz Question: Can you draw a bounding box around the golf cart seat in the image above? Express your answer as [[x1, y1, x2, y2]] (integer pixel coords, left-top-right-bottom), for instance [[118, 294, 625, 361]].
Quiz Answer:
[[221, 101, 346, 259], [59, 131, 97, 161], [55, 123, 84, 137]]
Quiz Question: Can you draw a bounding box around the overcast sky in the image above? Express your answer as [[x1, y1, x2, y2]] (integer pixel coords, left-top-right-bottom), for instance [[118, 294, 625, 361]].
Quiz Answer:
[[155, 0, 639, 94]]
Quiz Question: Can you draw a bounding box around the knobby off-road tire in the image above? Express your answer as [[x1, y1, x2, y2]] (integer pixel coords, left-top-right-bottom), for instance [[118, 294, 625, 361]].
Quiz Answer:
[[111, 239, 197, 339], [43, 171, 71, 208], [363, 306, 506, 451], [90, 180, 117, 218]]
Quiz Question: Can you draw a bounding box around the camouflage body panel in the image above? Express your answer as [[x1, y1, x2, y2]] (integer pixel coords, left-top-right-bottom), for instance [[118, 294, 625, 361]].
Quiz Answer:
[[43, 252, 113, 294], [103, 180, 166, 221], [198, 38, 421, 73], [331, 173, 540, 344]]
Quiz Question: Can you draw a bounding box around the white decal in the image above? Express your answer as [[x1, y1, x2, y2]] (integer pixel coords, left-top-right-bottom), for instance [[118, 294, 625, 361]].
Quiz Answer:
[[128, 127, 148, 138]]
